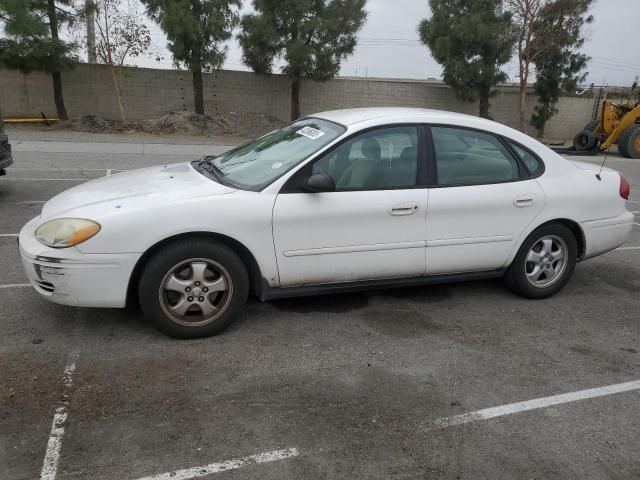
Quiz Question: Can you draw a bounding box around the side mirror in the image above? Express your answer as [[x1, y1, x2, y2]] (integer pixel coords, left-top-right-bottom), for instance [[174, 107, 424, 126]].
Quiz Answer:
[[303, 173, 336, 193]]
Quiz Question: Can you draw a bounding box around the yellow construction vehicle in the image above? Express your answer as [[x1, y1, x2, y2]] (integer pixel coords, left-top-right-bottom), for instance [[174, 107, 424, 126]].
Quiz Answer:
[[572, 81, 640, 158]]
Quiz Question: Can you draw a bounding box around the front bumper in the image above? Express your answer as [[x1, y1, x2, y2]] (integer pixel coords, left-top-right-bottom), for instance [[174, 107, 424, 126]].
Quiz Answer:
[[580, 211, 635, 259], [19, 216, 139, 308]]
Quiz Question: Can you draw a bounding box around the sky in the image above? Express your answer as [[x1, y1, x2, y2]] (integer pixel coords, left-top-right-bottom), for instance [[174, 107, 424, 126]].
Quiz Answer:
[[128, 0, 639, 87]]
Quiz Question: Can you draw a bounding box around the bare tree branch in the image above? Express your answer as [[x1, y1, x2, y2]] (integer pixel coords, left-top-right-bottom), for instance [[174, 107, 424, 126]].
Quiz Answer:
[[92, 0, 154, 121]]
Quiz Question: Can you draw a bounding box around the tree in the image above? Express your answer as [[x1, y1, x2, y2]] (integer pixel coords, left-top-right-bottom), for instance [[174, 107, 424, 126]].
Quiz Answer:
[[419, 0, 514, 119], [86, 0, 97, 63], [530, 0, 593, 137], [141, 0, 240, 115], [239, 0, 367, 121], [506, 0, 544, 133], [0, 0, 80, 120], [505, 0, 592, 133], [93, 0, 153, 122]]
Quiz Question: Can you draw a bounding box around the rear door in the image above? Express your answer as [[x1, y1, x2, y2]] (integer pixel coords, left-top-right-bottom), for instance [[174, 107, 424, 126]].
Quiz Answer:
[[426, 126, 545, 274]]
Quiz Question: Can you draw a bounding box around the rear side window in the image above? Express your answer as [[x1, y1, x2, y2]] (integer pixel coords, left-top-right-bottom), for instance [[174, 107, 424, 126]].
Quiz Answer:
[[431, 127, 520, 186], [508, 142, 544, 176]]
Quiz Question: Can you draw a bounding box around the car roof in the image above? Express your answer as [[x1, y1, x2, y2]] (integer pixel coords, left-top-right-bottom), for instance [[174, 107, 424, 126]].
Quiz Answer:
[[309, 107, 563, 164], [311, 107, 484, 127]]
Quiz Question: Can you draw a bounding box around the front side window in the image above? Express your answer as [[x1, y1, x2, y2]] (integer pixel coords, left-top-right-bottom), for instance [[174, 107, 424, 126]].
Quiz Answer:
[[432, 127, 520, 186], [207, 118, 345, 190], [311, 126, 419, 190]]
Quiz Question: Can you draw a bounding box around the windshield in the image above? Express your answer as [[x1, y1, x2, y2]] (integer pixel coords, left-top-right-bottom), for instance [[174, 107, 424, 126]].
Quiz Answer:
[[207, 118, 345, 190]]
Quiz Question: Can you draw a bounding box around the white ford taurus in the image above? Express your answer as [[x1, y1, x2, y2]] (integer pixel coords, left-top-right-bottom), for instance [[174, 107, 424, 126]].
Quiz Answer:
[[19, 108, 634, 338]]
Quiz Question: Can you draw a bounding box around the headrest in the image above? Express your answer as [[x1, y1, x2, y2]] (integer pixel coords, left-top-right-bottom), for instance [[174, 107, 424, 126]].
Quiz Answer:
[[361, 138, 381, 161], [399, 146, 417, 162]]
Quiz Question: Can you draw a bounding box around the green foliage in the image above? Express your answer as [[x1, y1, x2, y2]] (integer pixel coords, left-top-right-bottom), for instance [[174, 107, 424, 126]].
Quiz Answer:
[[530, 0, 593, 136], [419, 0, 514, 118], [0, 0, 78, 74], [142, 0, 240, 114], [141, 0, 240, 72], [239, 0, 367, 119], [239, 0, 367, 80]]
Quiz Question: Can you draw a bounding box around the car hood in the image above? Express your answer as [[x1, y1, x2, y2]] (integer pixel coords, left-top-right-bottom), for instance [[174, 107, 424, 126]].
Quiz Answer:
[[41, 162, 236, 219]]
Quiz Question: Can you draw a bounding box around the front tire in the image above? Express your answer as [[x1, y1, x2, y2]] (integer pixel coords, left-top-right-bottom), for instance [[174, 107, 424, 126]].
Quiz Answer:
[[617, 124, 640, 159], [505, 224, 577, 299], [139, 239, 249, 338]]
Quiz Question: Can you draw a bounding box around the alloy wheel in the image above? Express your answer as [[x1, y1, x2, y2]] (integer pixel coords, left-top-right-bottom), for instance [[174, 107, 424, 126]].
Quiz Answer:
[[159, 258, 233, 326], [525, 235, 568, 288]]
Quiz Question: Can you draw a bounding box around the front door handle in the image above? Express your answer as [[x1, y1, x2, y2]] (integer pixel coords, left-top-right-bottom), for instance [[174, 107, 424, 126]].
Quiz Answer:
[[513, 195, 536, 208], [390, 202, 419, 216]]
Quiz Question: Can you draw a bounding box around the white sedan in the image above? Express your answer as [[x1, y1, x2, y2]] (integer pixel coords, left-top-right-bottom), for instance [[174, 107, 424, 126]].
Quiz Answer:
[[19, 108, 634, 338]]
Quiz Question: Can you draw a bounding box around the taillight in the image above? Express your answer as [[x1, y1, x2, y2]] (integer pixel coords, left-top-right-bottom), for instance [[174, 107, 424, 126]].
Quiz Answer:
[[619, 174, 630, 200]]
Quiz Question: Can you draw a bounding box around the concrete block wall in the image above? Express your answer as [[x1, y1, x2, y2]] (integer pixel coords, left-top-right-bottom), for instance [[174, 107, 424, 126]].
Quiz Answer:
[[0, 63, 594, 139], [1, 68, 54, 118], [546, 96, 594, 140], [202, 69, 290, 120], [301, 78, 535, 129]]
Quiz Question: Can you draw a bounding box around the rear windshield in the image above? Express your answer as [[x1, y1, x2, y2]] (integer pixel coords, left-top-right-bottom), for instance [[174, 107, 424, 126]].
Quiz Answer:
[[209, 118, 345, 190]]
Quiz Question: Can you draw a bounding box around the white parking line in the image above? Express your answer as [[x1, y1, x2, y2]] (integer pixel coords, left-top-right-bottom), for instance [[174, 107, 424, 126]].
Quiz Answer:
[[134, 448, 300, 480], [0, 178, 88, 181], [10, 167, 124, 172], [40, 351, 80, 480], [433, 379, 640, 428], [616, 246, 640, 251], [0, 283, 31, 289], [0, 233, 18, 237]]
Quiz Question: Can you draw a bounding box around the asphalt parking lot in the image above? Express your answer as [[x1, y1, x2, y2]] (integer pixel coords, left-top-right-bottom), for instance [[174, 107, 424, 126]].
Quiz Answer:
[[1, 130, 639, 480]]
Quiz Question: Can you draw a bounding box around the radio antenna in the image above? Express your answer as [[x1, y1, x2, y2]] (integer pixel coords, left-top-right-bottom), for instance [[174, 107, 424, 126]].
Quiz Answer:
[[596, 142, 613, 181]]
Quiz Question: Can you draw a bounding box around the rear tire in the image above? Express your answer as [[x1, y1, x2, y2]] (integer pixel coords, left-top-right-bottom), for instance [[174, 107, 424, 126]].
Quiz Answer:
[[617, 124, 640, 159], [573, 130, 597, 151], [504, 224, 577, 299], [138, 239, 249, 338]]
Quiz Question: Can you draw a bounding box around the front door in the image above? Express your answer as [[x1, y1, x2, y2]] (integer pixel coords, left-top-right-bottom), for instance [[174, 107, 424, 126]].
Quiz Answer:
[[273, 125, 428, 287]]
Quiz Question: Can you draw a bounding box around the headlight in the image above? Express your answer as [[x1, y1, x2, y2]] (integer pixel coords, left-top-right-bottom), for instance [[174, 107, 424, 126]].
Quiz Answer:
[[35, 218, 101, 248]]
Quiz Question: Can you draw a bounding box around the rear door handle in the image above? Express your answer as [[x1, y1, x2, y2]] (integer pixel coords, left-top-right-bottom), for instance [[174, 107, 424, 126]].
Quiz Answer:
[[514, 195, 536, 208], [390, 202, 419, 216]]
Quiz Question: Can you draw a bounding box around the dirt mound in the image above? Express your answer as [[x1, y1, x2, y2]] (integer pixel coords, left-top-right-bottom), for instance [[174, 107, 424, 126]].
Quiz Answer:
[[62, 114, 114, 133], [139, 111, 212, 136], [59, 111, 284, 138], [212, 111, 283, 137], [139, 111, 283, 137]]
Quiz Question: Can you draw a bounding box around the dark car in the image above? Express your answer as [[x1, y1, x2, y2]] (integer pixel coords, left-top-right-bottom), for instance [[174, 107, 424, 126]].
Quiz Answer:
[[0, 108, 13, 175]]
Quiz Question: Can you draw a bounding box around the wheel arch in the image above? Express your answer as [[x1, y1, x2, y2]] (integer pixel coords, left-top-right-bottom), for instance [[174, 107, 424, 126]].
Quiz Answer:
[[524, 218, 586, 260], [126, 232, 263, 307]]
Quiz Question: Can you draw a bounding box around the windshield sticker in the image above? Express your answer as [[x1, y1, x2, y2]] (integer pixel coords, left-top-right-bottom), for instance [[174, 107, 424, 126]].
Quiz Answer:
[[296, 126, 326, 140]]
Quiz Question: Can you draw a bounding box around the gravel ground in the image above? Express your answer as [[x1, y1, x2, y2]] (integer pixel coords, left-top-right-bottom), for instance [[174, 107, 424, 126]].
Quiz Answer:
[[0, 134, 639, 480]]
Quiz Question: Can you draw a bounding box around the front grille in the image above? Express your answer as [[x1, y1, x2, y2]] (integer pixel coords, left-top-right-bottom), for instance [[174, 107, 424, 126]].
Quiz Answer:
[[34, 280, 55, 293]]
